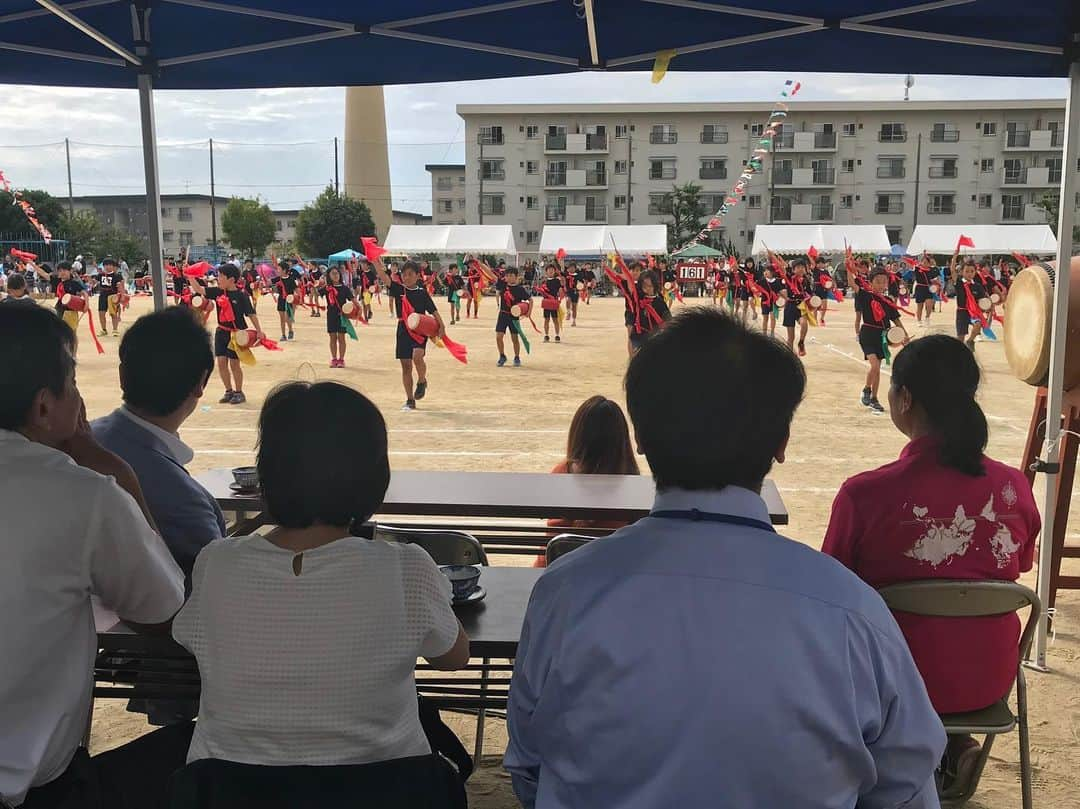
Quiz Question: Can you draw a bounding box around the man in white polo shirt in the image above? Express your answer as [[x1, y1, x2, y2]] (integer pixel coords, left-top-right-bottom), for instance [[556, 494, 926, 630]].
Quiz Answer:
[[0, 305, 188, 809]]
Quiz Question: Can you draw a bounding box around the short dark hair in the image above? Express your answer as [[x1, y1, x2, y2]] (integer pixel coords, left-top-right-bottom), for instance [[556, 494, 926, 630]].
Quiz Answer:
[[401, 260, 420, 275], [119, 308, 213, 417], [7, 274, 26, 291], [258, 382, 389, 528], [625, 308, 805, 491], [57, 261, 72, 272], [869, 268, 889, 281], [102, 257, 118, 267], [218, 263, 240, 280], [0, 305, 75, 430], [505, 265, 520, 276]]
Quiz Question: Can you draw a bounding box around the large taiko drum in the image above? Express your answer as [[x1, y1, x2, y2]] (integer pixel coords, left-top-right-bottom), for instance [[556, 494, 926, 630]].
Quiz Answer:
[[1004, 259, 1080, 389], [405, 312, 440, 337]]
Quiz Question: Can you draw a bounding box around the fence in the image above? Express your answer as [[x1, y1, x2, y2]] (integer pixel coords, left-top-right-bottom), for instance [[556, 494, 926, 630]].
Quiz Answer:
[[1, 234, 70, 265]]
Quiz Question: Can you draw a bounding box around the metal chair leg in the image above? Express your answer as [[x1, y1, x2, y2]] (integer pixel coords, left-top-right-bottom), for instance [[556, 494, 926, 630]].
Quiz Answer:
[[473, 657, 489, 764], [1017, 669, 1033, 809]]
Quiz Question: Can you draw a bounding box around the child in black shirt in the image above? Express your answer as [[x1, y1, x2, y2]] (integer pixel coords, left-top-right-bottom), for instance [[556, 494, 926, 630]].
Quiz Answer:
[[377, 260, 445, 411], [190, 264, 264, 405], [495, 266, 531, 366], [951, 258, 987, 348], [629, 270, 671, 353], [538, 263, 563, 343], [445, 266, 465, 325], [854, 268, 907, 413], [324, 265, 356, 368], [96, 257, 126, 337], [272, 260, 299, 341]]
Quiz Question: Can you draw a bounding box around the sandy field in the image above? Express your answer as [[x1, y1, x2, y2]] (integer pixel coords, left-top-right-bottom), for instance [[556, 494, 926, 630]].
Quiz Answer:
[[67, 292, 1079, 808]]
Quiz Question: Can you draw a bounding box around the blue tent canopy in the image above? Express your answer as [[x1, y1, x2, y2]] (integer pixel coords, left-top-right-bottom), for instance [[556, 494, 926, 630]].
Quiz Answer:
[[0, 1, 1072, 89], [327, 248, 361, 263]]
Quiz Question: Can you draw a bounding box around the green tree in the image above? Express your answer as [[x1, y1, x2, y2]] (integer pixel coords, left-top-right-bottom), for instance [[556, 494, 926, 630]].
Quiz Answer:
[[221, 197, 277, 257], [1035, 191, 1080, 245], [665, 182, 707, 252], [56, 210, 148, 263], [0, 189, 65, 236], [294, 187, 376, 258]]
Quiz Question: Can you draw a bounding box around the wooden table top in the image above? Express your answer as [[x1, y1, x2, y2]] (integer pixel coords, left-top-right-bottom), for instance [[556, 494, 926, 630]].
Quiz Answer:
[[197, 469, 789, 524]]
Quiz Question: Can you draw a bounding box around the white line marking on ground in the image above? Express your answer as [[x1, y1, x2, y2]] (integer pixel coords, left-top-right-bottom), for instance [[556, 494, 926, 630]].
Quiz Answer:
[[183, 427, 565, 434], [194, 449, 564, 457]]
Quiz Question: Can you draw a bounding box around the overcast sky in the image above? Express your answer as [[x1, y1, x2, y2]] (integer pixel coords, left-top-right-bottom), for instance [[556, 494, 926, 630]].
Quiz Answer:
[[1, 72, 1066, 216]]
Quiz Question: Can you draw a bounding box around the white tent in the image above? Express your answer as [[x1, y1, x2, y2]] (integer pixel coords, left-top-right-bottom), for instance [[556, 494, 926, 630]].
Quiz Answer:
[[539, 225, 667, 256], [752, 225, 890, 256], [906, 225, 1058, 256], [382, 225, 517, 255]]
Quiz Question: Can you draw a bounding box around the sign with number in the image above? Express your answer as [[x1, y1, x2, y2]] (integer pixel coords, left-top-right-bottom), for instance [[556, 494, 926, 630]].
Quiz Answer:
[[676, 261, 708, 282]]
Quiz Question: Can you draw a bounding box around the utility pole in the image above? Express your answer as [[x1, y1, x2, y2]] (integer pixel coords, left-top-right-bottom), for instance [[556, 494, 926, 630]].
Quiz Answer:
[[912, 131, 922, 234], [334, 137, 340, 194], [64, 138, 74, 217], [768, 137, 776, 224], [209, 138, 218, 251], [626, 131, 633, 225], [478, 138, 484, 224]]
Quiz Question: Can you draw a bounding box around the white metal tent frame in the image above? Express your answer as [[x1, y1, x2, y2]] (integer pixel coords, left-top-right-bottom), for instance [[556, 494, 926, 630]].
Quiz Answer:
[[8, 0, 1077, 667]]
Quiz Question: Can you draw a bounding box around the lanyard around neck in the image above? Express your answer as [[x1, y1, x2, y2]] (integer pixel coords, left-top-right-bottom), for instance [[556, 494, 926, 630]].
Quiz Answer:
[[649, 508, 775, 534]]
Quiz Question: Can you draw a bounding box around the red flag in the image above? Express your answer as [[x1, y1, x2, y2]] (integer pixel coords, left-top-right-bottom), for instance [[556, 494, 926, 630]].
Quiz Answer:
[[956, 234, 975, 251], [361, 237, 386, 263], [183, 261, 212, 278], [901, 256, 920, 269], [555, 247, 567, 261], [1011, 252, 1032, 268], [807, 245, 818, 261]]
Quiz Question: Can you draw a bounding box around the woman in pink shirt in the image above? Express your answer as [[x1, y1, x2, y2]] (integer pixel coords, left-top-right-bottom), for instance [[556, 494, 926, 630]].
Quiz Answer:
[[822, 334, 1039, 797]]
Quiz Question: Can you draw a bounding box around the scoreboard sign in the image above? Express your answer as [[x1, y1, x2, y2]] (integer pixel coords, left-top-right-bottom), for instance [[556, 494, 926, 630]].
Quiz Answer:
[[676, 260, 709, 282]]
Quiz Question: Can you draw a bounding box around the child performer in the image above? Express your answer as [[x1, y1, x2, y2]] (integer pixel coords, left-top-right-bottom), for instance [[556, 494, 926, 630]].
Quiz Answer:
[[734, 258, 755, 322], [629, 270, 672, 353], [495, 266, 531, 366], [387, 261, 402, 318], [377, 260, 446, 411], [759, 264, 785, 337], [910, 256, 936, 327], [580, 263, 597, 305], [951, 257, 988, 350], [710, 261, 726, 306], [361, 260, 380, 321], [538, 262, 563, 343], [272, 260, 299, 341], [445, 264, 465, 325], [563, 261, 580, 327], [854, 268, 908, 413], [324, 265, 356, 368], [241, 259, 261, 311], [606, 258, 643, 357], [38, 260, 87, 344], [660, 260, 679, 308], [782, 259, 811, 356], [190, 264, 264, 405], [96, 256, 126, 337], [465, 260, 482, 319], [811, 256, 833, 325]]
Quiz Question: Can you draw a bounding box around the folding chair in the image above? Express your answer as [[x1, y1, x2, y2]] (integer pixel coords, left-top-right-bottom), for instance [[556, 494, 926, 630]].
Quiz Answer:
[[373, 525, 492, 763], [545, 533, 593, 566], [877, 580, 1040, 809]]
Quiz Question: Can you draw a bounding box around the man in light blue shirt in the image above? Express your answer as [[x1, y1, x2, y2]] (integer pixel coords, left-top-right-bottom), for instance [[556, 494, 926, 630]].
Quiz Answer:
[[505, 308, 945, 809]]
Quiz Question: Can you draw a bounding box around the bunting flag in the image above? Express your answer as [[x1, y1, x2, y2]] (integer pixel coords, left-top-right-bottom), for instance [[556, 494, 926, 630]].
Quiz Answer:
[[674, 78, 801, 251], [651, 49, 677, 83], [0, 169, 54, 243], [361, 236, 387, 263], [956, 234, 976, 251]]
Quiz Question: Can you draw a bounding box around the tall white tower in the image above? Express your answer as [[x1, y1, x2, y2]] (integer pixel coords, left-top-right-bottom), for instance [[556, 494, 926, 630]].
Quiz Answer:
[[344, 86, 393, 239]]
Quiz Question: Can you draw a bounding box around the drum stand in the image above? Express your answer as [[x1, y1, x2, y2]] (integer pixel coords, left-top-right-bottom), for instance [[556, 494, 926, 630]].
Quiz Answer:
[[1020, 387, 1080, 623]]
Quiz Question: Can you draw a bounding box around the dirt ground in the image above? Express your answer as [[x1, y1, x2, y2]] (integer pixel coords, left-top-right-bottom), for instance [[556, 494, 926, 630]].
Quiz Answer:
[[72, 293, 1080, 808]]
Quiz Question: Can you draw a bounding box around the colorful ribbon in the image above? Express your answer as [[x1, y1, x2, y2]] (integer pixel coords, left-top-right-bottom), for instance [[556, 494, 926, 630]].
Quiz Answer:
[[0, 169, 53, 242]]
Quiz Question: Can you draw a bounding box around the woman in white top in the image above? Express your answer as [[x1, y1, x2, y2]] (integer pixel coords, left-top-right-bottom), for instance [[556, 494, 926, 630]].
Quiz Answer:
[[173, 381, 470, 771]]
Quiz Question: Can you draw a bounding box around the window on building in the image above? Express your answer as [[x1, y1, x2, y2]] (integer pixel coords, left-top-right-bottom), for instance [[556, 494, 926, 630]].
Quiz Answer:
[[526, 230, 539, 244], [614, 194, 627, 210], [526, 125, 539, 139], [458, 175, 466, 185], [457, 199, 466, 210], [840, 195, 853, 209], [161, 207, 172, 218], [287, 220, 296, 228], [440, 200, 453, 213], [480, 159, 505, 181], [875, 193, 903, 214], [648, 193, 672, 215], [700, 194, 723, 212], [928, 156, 959, 179], [699, 158, 727, 180], [876, 156, 905, 179], [930, 122, 959, 142], [886, 226, 902, 245], [178, 207, 192, 222], [615, 124, 628, 139], [650, 124, 677, 144], [613, 159, 628, 175], [275, 219, 282, 230], [978, 194, 993, 209], [526, 160, 539, 175], [701, 124, 728, 144], [526, 195, 538, 210], [437, 177, 453, 190], [841, 159, 855, 173], [480, 194, 505, 216], [927, 193, 955, 214], [178, 231, 194, 247], [980, 158, 995, 173], [879, 122, 907, 143], [842, 122, 857, 137], [162, 230, 175, 242], [649, 158, 677, 180], [747, 194, 761, 209], [982, 121, 997, 136], [478, 125, 504, 145], [1001, 193, 1024, 220], [1076, 191, 1080, 208]]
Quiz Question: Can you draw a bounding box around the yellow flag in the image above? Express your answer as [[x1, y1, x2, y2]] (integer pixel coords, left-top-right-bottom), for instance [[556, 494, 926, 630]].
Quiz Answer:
[[651, 49, 677, 83]]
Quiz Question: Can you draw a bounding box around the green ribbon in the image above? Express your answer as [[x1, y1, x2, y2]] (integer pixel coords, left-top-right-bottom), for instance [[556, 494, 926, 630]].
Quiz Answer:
[[341, 313, 358, 341], [285, 302, 294, 319], [511, 318, 531, 354], [881, 331, 892, 366]]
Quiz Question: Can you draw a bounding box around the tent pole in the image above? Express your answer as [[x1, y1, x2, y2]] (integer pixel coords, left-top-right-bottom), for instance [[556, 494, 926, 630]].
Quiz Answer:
[[137, 70, 167, 311], [1030, 55, 1080, 670]]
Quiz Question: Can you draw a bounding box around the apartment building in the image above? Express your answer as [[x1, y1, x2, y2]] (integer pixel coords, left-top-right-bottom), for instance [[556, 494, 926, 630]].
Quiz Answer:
[[426, 164, 468, 225], [456, 100, 1070, 254], [71, 193, 231, 253]]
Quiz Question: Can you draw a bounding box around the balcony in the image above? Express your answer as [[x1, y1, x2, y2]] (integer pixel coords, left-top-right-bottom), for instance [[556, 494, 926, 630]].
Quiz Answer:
[[773, 168, 793, 185], [928, 166, 959, 179], [544, 132, 609, 153], [773, 133, 796, 149], [648, 201, 672, 215], [700, 129, 729, 144], [585, 169, 607, 187], [649, 166, 677, 180], [699, 166, 728, 180], [650, 130, 678, 145], [478, 131, 504, 146], [773, 167, 835, 187], [1002, 166, 1059, 186], [436, 180, 454, 191], [546, 168, 604, 189], [926, 200, 957, 215], [1000, 204, 1049, 224], [1005, 129, 1063, 150], [877, 166, 906, 179], [545, 171, 566, 187], [811, 203, 834, 221], [479, 169, 505, 181], [875, 201, 904, 215], [479, 201, 505, 216], [812, 168, 836, 185], [544, 205, 567, 222], [930, 129, 960, 143], [878, 129, 908, 143], [584, 204, 607, 222]]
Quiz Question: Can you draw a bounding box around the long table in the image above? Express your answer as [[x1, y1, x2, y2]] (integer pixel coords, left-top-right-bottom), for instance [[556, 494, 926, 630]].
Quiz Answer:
[[197, 469, 789, 534]]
